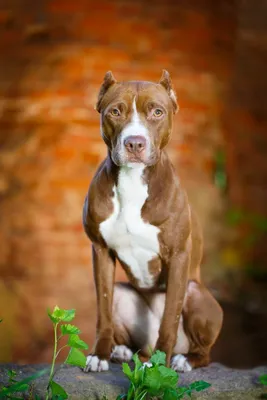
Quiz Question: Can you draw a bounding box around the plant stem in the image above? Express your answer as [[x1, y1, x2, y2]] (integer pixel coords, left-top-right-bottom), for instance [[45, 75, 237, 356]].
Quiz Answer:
[[45, 323, 58, 400], [136, 389, 147, 400], [55, 345, 68, 359]]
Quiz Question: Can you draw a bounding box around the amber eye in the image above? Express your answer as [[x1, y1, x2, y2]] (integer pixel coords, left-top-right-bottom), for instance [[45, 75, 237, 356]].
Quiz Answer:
[[153, 108, 163, 117], [111, 108, 120, 116]]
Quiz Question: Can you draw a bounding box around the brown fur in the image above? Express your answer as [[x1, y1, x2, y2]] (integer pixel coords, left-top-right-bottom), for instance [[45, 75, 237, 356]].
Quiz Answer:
[[83, 70, 223, 368]]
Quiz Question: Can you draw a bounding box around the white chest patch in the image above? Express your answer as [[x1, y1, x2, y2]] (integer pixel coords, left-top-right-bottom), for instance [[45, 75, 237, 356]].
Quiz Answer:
[[99, 165, 160, 288]]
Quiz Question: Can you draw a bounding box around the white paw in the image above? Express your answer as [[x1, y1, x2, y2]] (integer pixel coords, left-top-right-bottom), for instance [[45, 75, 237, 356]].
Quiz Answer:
[[171, 354, 192, 372], [110, 345, 133, 363], [84, 355, 109, 372]]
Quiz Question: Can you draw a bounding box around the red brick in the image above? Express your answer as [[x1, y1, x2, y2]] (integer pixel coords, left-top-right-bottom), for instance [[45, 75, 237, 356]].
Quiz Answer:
[[49, 0, 87, 14]]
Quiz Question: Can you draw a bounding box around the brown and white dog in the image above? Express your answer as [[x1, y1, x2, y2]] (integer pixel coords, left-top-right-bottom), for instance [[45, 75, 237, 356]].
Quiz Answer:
[[83, 70, 223, 373]]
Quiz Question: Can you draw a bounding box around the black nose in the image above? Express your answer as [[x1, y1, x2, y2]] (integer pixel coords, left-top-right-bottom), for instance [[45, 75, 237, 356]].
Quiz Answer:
[[124, 135, 146, 153]]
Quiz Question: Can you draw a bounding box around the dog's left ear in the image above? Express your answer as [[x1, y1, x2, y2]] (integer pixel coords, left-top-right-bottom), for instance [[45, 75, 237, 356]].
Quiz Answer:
[[96, 71, 117, 113], [159, 70, 179, 114]]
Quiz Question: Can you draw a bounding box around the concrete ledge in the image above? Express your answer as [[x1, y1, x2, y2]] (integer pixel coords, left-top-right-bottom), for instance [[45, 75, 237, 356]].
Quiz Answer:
[[1, 363, 267, 399]]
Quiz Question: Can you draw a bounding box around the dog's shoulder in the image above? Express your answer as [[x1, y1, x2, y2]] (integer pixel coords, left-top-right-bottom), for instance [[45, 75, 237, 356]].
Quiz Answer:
[[83, 159, 116, 242]]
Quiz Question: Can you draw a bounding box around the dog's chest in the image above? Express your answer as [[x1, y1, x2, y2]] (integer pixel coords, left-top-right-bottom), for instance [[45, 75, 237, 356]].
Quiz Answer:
[[99, 167, 160, 288]]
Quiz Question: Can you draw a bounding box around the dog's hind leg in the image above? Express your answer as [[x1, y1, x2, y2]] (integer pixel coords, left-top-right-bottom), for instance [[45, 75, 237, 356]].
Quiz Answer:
[[111, 282, 162, 362], [172, 280, 223, 371], [112, 282, 192, 366]]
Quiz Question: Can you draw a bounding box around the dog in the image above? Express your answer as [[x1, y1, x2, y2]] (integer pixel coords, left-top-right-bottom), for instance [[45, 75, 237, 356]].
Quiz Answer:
[[83, 70, 223, 373]]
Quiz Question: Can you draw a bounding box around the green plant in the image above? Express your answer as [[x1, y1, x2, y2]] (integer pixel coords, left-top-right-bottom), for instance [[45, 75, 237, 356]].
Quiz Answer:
[[0, 306, 88, 400], [260, 375, 267, 385], [7, 370, 17, 385], [259, 374, 267, 399], [46, 305, 89, 400], [0, 368, 47, 399], [117, 350, 211, 400]]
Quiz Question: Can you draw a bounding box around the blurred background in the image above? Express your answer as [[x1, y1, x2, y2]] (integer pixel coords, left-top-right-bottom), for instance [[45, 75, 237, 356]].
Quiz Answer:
[[0, 0, 267, 368]]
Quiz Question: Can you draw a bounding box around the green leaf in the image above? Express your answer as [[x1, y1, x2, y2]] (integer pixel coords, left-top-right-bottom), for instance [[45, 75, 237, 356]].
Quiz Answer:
[[67, 334, 88, 350], [12, 384, 29, 393], [189, 380, 211, 392], [7, 370, 17, 378], [2, 383, 29, 394], [65, 348, 86, 368], [0, 369, 48, 398], [116, 395, 127, 400], [132, 353, 144, 386], [176, 386, 190, 399], [149, 350, 166, 366], [48, 306, 75, 323], [7, 370, 17, 384], [126, 383, 135, 400], [132, 352, 142, 370], [122, 363, 133, 381], [60, 324, 81, 335], [163, 388, 179, 400], [50, 380, 68, 399], [59, 309, 75, 322], [158, 365, 179, 389], [136, 389, 147, 400], [47, 312, 59, 323], [143, 366, 162, 396], [260, 374, 267, 386]]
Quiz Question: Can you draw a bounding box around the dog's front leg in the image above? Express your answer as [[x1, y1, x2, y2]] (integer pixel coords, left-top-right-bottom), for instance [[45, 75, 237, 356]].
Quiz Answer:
[[84, 243, 116, 372], [155, 247, 190, 367]]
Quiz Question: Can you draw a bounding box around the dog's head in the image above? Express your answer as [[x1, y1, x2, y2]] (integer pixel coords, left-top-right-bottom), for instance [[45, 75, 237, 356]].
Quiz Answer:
[[95, 70, 178, 167]]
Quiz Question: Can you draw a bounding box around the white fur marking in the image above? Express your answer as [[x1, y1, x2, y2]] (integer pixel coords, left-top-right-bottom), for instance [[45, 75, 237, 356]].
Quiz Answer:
[[100, 166, 160, 288], [111, 345, 133, 362], [173, 315, 190, 354], [84, 355, 109, 372], [120, 99, 150, 162], [171, 354, 192, 372], [132, 98, 139, 123]]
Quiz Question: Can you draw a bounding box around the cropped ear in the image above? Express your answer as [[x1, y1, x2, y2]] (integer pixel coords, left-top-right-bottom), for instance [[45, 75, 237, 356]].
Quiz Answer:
[[159, 70, 179, 114], [95, 71, 117, 112]]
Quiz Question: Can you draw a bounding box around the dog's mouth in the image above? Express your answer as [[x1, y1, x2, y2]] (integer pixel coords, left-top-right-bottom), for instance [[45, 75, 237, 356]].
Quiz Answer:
[[126, 154, 144, 163], [111, 151, 145, 166], [111, 147, 159, 167]]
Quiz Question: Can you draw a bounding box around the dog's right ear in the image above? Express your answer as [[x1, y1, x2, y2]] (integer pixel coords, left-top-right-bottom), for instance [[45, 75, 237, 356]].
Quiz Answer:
[[159, 70, 178, 114], [95, 71, 117, 113]]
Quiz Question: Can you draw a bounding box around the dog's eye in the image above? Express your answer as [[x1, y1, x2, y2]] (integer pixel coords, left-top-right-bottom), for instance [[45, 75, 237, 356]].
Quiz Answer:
[[110, 108, 120, 116], [153, 109, 163, 117]]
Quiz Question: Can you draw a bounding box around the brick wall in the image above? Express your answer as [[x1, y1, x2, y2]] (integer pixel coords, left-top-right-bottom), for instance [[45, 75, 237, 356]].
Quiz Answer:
[[222, 0, 267, 313], [0, 0, 266, 363]]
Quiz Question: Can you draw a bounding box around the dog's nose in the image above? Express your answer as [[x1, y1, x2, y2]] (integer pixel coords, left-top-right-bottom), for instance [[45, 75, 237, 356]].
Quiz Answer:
[[124, 135, 146, 153]]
